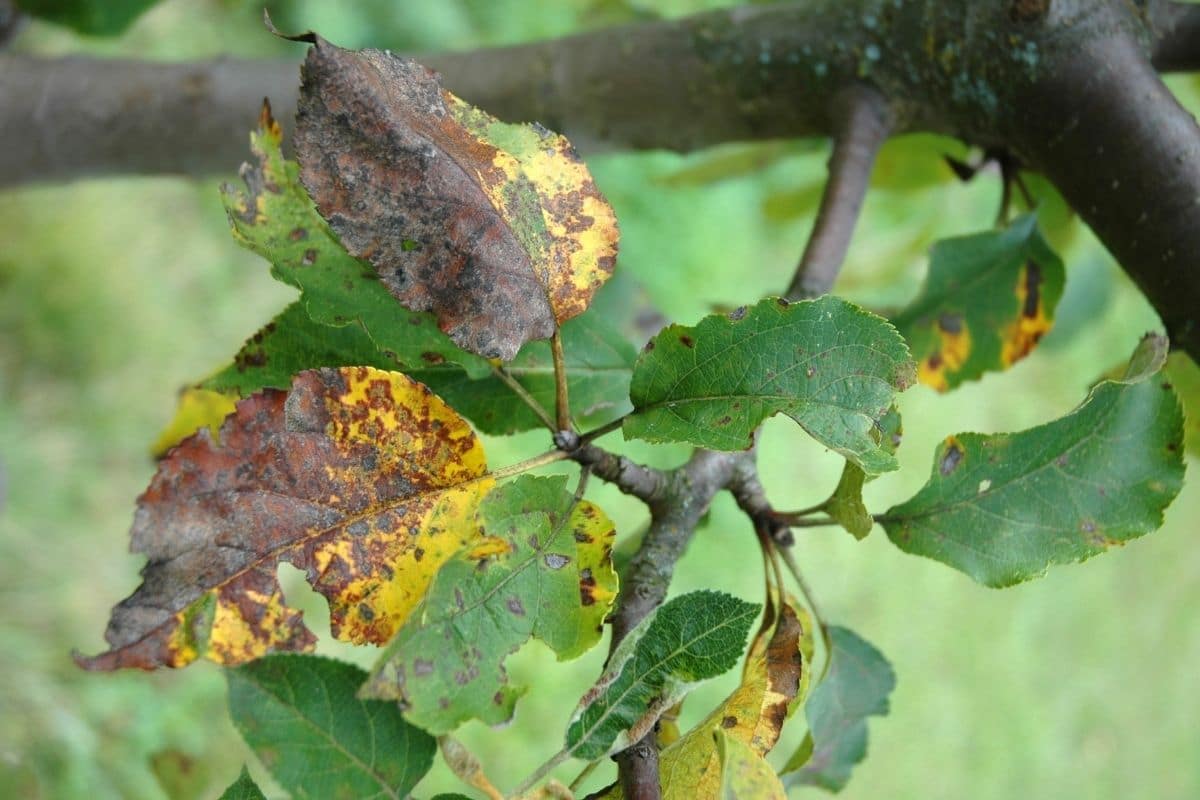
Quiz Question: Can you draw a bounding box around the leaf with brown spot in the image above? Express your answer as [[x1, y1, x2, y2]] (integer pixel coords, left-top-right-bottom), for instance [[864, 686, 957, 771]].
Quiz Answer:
[[361, 475, 617, 733], [221, 102, 490, 378], [293, 35, 619, 360], [200, 301, 636, 436], [882, 334, 1186, 587], [593, 598, 809, 800], [894, 214, 1064, 391], [77, 367, 493, 670]]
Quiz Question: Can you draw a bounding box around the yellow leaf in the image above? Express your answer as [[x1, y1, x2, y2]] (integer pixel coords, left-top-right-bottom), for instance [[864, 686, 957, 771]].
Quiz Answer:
[[79, 367, 494, 670], [150, 388, 238, 458], [595, 598, 809, 799]]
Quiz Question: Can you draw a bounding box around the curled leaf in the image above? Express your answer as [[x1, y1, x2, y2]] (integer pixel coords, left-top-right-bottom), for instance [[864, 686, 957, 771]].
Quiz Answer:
[[294, 36, 619, 359], [222, 102, 486, 376], [782, 626, 895, 792], [79, 367, 492, 670]]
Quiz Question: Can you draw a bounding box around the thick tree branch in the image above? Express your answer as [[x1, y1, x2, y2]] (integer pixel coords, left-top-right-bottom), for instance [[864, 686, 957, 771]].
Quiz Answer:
[[1150, 0, 1200, 71], [785, 84, 891, 300]]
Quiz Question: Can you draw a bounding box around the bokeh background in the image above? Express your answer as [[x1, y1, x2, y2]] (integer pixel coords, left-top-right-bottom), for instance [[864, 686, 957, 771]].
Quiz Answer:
[[2, 1, 1198, 798]]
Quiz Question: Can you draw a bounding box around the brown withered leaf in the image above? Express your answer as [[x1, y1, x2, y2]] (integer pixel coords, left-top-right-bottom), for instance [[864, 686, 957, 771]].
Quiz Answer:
[[78, 367, 492, 670], [292, 34, 619, 360]]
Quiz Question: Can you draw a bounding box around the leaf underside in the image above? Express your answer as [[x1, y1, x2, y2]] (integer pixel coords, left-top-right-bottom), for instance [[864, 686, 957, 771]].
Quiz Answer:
[[564, 590, 760, 761]]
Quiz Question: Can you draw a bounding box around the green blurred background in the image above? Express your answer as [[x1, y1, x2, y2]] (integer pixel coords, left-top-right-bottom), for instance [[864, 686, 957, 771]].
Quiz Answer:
[[2, 1, 1197, 798]]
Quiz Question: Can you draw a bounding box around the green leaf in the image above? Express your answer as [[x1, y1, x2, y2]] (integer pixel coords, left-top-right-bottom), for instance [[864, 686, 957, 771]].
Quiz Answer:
[[221, 103, 489, 378], [15, 0, 160, 34], [825, 463, 872, 540], [226, 654, 435, 800], [882, 334, 1186, 587], [360, 475, 618, 733], [415, 311, 636, 435], [203, 302, 635, 435], [202, 301, 397, 396], [1164, 352, 1200, 457], [217, 767, 266, 800], [625, 296, 914, 475], [564, 590, 760, 761], [716, 729, 787, 800], [783, 626, 895, 792], [893, 214, 1064, 391]]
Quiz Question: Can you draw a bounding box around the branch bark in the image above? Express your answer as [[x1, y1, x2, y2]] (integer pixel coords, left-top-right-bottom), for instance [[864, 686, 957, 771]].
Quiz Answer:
[[785, 84, 891, 300], [3, 0, 1197, 360]]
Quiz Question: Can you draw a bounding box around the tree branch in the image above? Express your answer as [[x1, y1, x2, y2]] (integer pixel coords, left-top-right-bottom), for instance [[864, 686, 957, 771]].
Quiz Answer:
[[785, 84, 891, 300], [1150, 0, 1200, 71]]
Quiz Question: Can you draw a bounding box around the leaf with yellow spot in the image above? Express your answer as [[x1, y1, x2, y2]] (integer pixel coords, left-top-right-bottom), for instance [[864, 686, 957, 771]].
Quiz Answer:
[[594, 597, 808, 800], [894, 214, 1064, 392], [290, 33, 619, 360], [882, 334, 1185, 587], [150, 388, 238, 458], [77, 366, 493, 670], [716, 729, 787, 800], [360, 475, 618, 734], [221, 102, 490, 379]]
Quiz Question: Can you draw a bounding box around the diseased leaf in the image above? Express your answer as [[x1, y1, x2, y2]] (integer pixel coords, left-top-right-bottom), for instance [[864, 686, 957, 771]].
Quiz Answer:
[[882, 334, 1185, 587], [217, 767, 266, 800], [564, 590, 760, 761], [893, 214, 1064, 391], [78, 367, 493, 670], [203, 301, 396, 397], [716, 729, 787, 800], [293, 35, 619, 360], [222, 102, 489, 377], [203, 302, 635, 436], [361, 475, 618, 732], [625, 297, 914, 475], [783, 626, 895, 792], [150, 388, 237, 458], [227, 655, 435, 799], [596, 598, 807, 800]]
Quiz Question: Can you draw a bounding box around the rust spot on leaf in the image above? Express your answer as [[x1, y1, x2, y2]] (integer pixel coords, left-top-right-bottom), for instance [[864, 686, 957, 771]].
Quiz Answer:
[[292, 36, 617, 359], [506, 597, 526, 616], [722, 715, 738, 729], [288, 227, 308, 241], [939, 437, 964, 476], [680, 335, 695, 348]]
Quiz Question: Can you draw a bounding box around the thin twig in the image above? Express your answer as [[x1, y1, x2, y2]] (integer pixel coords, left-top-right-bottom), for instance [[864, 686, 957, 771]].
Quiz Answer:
[[578, 415, 626, 444], [552, 330, 572, 433], [489, 449, 571, 480], [492, 365, 556, 431], [785, 84, 892, 300]]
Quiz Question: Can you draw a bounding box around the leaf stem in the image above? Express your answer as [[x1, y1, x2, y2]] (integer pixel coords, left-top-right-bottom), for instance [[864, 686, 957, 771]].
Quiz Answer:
[[578, 415, 627, 444], [492, 364, 556, 431], [490, 449, 570, 480], [567, 759, 601, 793], [552, 329, 572, 433], [512, 747, 570, 797]]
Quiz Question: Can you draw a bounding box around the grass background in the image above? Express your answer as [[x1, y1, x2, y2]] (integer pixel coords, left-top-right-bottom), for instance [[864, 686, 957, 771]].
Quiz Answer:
[[1, 1, 1198, 798]]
